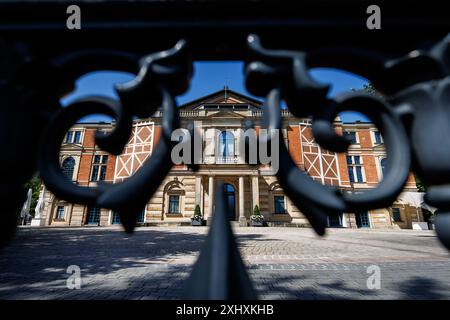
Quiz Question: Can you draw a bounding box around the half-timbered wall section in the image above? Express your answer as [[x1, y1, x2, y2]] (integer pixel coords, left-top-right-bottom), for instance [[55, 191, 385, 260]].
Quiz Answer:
[[114, 121, 155, 182]]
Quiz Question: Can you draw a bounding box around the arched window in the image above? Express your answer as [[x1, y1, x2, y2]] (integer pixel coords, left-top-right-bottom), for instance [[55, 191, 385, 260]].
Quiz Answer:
[[62, 157, 75, 180], [218, 131, 235, 157], [380, 158, 387, 177]]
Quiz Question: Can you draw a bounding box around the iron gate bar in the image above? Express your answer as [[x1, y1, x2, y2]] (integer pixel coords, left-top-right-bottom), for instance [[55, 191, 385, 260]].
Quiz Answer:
[[183, 182, 257, 300], [1, 1, 450, 60]]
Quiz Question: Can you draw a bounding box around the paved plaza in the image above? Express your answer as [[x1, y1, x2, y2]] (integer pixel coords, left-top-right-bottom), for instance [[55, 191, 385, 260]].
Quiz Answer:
[[0, 226, 450, 299]]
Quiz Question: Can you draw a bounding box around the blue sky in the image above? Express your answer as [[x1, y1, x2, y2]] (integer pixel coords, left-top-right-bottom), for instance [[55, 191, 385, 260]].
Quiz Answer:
[[61, 61, 369, 122]]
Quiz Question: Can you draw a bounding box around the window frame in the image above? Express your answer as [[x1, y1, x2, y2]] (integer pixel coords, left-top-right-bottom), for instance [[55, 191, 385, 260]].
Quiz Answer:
[[373, 130, 383, 145], [86, 207, 101, 225], [55, 205, 65, 220], [218, 130, 236, 157], [90, 154, 109, 182], [273, 195, 286, 214], [392, 207, 402, 222], [168, 195, 181, 214], [347, 155, 365, 183], [65, 130, 83, 144], [61, 156, 76, 181], [343, 131, 358, 145]]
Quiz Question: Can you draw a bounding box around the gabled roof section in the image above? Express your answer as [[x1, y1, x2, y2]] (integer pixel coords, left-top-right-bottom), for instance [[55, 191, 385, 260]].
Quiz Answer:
[[178, 88, 263, 110]]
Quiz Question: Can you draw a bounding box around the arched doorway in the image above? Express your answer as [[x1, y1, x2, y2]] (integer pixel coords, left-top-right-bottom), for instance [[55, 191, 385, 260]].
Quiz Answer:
[[223, 183, 236, 221]]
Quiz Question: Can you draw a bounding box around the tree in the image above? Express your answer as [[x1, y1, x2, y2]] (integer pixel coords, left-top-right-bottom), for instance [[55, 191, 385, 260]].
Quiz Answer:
[[415, 175, 427, 192], [24, 175, 42, 217], [352, 82, 383, 98], [194, 204, 201, 218], [251, 205, 263, 222]]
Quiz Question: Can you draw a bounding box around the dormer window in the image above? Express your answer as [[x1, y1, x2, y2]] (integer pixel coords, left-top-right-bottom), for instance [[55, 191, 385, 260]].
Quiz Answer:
[[374, 131, 383, 145], [344, 131, 357, 144], [65, 130, 82, 144]]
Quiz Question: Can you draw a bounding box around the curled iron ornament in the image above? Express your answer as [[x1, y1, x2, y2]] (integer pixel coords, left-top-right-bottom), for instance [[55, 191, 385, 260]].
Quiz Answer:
[[382, 33, 450, 250], [38, 40, 193, 232], [245, 34, 411, 235]]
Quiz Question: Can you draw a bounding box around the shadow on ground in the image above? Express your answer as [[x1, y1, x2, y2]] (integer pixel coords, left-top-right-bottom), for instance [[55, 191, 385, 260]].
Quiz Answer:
[[0, 228, 449, 300]]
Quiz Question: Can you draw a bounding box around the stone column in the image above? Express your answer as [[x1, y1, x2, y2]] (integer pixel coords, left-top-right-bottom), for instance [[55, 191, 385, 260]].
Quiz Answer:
[[252, 176, 260, 211], [195, 176, 202, 206], [206, 176, 214, 225], [239, 176, 247, 226]]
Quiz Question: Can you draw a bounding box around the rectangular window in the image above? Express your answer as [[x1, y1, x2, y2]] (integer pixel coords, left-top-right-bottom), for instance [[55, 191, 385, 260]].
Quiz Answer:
[[74, 131, 81, 144], [374, 131, 382, 145], [56, 206, 65, 220], [169, 195, 180, 213], [112, 211, 121, 224], [86, 207, 101, 225], [91, 155, 108, 181], [344, 131, 357, 144], [392, 208, 402, 222], [347, 167, 355, 183], [113, 209, 145, 224], [99, 166, 107, 181], [274, 196, 285, 214], [355, 166, 363, 182], [91, 166, 99, 182], [137, 209, 145, 223], [66, 131, 73, 144], [65, 130, 82, 144], [347, 155, 365, 183]]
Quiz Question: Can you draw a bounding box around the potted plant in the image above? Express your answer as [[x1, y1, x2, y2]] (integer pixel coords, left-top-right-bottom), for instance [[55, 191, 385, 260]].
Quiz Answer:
[[191, 204, 203, 226], [250, 205, 264, 226]]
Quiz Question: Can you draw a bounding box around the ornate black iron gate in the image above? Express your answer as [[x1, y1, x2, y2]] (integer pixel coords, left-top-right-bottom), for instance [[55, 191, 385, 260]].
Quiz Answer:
[[1, 0, 450, 299]]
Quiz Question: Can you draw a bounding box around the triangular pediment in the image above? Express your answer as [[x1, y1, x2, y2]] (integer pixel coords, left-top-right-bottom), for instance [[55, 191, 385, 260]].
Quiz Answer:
[[205, 110, 248, 118], [179, 88, 262, 110]]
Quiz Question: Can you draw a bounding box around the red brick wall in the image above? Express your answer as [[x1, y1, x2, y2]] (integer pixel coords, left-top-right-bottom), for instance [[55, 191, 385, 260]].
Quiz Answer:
[[334, 125, 351, 186], [287, 125, 302, 167], [357, 129, 372, 148], [76, 128, 116, 184], [362, 155, 379, 186]]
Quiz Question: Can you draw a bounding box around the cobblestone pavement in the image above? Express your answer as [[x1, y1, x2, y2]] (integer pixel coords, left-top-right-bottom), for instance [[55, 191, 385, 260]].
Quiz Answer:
[[1, 226, 449, 299]]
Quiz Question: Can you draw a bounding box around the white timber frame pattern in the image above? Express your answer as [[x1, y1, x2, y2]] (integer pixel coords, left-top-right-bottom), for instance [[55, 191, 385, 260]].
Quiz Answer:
[[299, 120, 341, 186], [114, 121, 155, 182]]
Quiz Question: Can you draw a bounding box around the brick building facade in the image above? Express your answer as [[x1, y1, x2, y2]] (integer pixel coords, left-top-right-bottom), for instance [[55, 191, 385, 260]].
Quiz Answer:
[[38, 89, 425, 229]]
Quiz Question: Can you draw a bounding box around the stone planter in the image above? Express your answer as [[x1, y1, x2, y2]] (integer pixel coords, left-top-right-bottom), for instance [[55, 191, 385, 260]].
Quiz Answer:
[[191, 219, 203, 226], [250, 220, 264, 227]]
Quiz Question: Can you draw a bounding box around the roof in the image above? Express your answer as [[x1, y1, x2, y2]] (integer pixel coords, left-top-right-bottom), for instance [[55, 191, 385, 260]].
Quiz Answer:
[[178, 88, 263, 110]]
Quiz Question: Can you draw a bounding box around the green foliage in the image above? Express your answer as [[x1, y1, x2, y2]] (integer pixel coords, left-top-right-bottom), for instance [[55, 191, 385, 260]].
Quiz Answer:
[[192, 204, 202, 221], [352, 83, 383, 98], [250, 205, 264, 222], [362, 83, 376, 95], [415, 175, 427, 192], [24, 175, 42, 216]]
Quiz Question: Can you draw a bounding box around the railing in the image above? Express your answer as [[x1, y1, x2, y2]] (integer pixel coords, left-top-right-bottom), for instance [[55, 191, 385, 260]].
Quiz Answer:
[[1, 0, 450, 300], [252, 110, 292, 117], [179, 110, 199, 117], [215, 156, 239, 164]]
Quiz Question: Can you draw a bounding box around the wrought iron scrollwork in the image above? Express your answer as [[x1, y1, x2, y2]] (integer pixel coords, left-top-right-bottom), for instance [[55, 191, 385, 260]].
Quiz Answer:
[[245, 33, 450, 251], [2, 19, 450, 300], [38, 40, 193, 233], [245, 34, 411, 235], [384, 34, 450, 250], [183, 182, 257, 300]]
